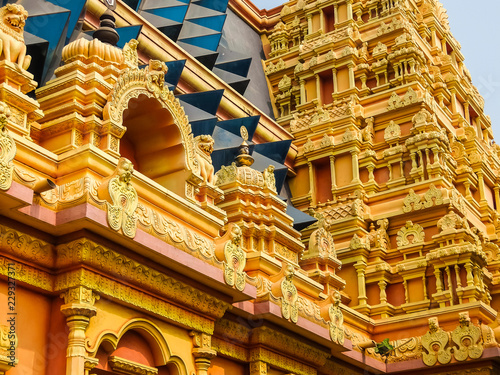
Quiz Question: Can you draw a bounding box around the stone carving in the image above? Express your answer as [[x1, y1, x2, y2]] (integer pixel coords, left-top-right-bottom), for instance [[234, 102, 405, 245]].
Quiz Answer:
[[108, 356, 158, 375], [0, 102, 15, 190], [387, 87, 418, 110], [451, 312, 483, 361], [384, 120, 401, 142], [265, 58, 286, 75], [437, 209, 467, 233], [303, 138, 315, 153], [328, 292, 344, 345], [320, 134, 333, 148], [0, 4, 30, 69], [263, 165, 276, 192], [423, 184, 443, 208], [278, 74, 292, 92], [123, 38, 139, 69], [194, 134, 215, 184], [215, 224, 246, 291], [146, 59, 168, 98], [349, 234, 370, 250], [396, 221, 425, 247], [362, 118, 374, 143], [98, 158, 138, 238], [377, 17, 404, 36], [308, 227, 335, 258], [342, 128, 358, 143], [421, 317, 452, 366], [373, 42, 388, 56], [214, 162, 237, 186], [272, 264, 298, 323], [367, 219, 390, 250]]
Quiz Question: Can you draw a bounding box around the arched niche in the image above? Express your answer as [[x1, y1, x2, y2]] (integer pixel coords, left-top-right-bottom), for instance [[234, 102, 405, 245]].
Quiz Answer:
[[89, 319, 188, 375], [102, 61, 202, 200]]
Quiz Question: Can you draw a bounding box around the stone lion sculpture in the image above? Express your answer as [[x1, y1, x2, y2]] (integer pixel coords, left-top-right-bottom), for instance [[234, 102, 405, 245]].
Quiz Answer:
[[0, 4, 31, 70], [194, 134, 215, 184]]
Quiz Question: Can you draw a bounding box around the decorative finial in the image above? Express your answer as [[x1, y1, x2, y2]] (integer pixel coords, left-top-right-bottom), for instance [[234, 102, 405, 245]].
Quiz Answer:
[[93, 9, 119, 46], [235, 126, 254, 167]]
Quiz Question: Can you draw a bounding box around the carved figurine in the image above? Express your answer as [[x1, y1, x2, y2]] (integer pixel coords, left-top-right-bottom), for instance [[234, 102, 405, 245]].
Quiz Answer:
[[123, 38, 139, 69], [0, 4, 31, 70], [194, 134, 215, 184], [263, 165, 276, 192]]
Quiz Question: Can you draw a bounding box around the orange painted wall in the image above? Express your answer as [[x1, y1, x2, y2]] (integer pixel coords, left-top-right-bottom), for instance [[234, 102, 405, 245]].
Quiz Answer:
[[0, 283, 53, 375], [208, 356, 246, 375], [334, 154, 352, 187]]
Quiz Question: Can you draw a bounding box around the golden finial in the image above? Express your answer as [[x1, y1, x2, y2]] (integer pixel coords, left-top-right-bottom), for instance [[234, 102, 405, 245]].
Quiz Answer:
[[240, 126, 248, 141], [235, 126, 254, 167]]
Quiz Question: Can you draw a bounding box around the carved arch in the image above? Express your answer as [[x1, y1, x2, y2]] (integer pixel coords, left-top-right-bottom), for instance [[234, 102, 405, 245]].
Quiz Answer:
[[103, 61, 201, 200], [86, 318, 188, 374]]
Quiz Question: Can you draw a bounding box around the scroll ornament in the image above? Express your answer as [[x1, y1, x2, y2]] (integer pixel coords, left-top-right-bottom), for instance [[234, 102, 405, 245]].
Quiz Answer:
[[98, 158, 138, 238], [215, 224, 246, 291], [328, 292, 345, 345], [451, 313, 483, 361], [0, 102, 15, 190], [421, 317, 452, 366], [272, 264, 299, 323]]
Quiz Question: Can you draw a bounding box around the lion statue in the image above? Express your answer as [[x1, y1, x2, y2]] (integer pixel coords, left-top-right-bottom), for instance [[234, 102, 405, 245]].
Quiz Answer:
[[0, 4, 31, 70], [194, 134, 215, 184]]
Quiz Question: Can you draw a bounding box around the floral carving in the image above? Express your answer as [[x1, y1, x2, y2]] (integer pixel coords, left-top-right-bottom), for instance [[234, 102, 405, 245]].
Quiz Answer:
[[422, 317, 452, 366], [451, 312, 483, 361], [98, 158, 138, 238], [402, 189, 422, 213], [423, 184, 443, 208], [387, 87, 418, 110], [215, 224, 246, 291], [0, 102, 15, 190], [437, 209, 467, 233], [396, 221, 425, 247]]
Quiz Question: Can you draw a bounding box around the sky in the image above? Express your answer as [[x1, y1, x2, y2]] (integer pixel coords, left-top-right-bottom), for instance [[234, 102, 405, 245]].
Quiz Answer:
[[250, 0, 500, 139]]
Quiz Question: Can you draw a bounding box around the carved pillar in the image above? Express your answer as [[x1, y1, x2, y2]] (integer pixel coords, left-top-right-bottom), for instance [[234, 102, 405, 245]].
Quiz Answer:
[[465, 263, 474, 287], [308, 161, 316, 205], [60, 286, 99, 375], [329, 156, 337, 190], [378, 280, 387, 304], [319, 8, 324, 31], [445, 266, 453, 305], [351, 150, 360, 183], [300, 79, 306, 104], [348, 63, 355, 89], [315, 74, 321, 104], [422, 276, 428, 300], [464, 101, 470, 123], [430, 26, 438, 49], [190, 332, 216, 375], [477, 171, 487, 205], [307, 14, 313, 34], [354, 261, 368, 306], [450, 89, 458, 114], [494, 186, 500, 212], [346, 0, 353, 20], [332, 68, 338, 96], [334, 4, 339, 24], [434, 268, 443, 293]]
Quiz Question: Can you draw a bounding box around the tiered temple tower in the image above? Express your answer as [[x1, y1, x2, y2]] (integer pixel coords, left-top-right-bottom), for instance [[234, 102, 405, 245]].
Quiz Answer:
[[265, 0, 500, 357]]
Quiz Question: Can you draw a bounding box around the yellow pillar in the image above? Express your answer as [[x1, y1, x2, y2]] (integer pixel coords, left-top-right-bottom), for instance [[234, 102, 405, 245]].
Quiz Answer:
[[190, 331, 217, 375], [60, 286, 99, 375]]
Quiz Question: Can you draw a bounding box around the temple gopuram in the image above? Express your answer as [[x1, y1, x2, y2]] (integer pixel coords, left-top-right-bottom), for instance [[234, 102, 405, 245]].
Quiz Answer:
[[1, 0, 500, 374]]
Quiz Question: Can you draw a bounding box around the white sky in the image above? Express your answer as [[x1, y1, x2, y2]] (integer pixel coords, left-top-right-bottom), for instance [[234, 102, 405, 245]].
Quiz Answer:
[[249, 0, 500, 139]]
